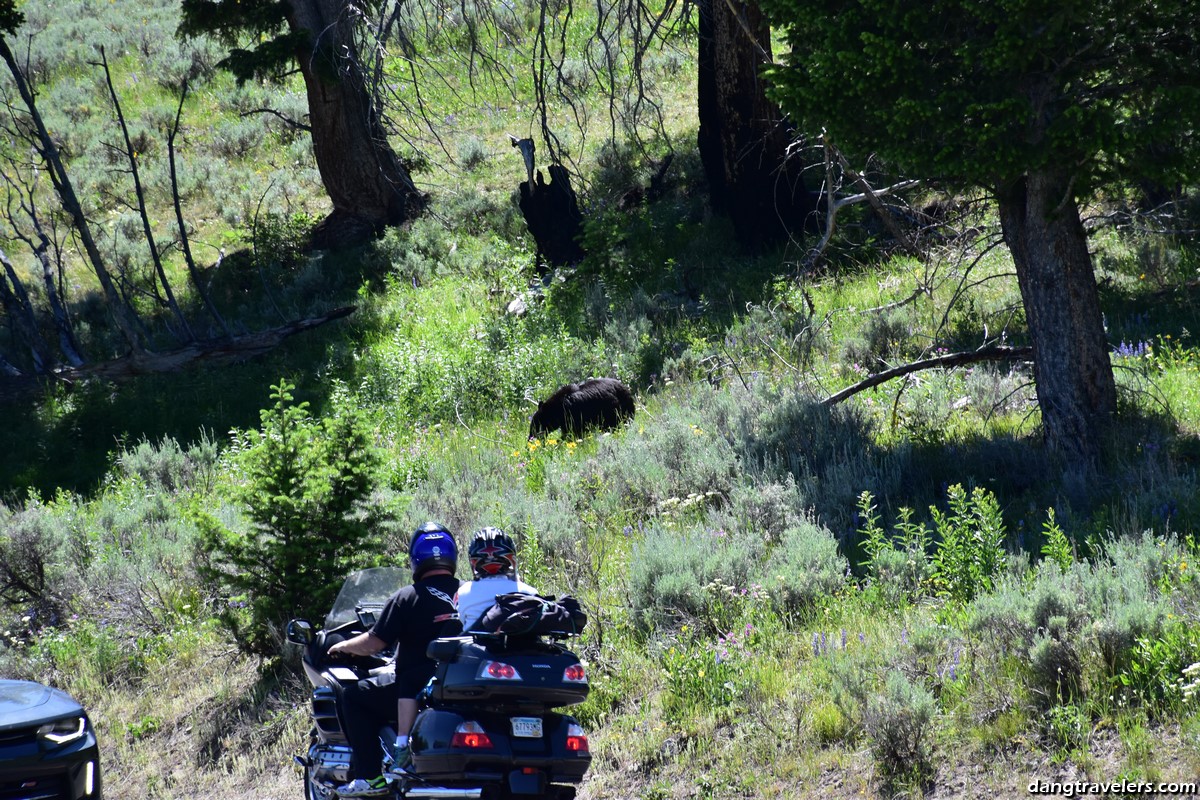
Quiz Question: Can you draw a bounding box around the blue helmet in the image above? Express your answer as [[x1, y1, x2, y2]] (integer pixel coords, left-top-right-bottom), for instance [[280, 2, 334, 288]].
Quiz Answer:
[[409, 522, 458, 578]]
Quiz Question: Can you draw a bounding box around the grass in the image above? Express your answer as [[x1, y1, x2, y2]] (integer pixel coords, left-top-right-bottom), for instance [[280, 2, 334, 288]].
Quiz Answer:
[[2, 0, 1200, 797]]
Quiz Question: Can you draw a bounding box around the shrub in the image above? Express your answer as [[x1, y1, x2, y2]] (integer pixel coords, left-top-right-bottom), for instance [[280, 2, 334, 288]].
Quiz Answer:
[[1027, 616, 1083, 706], [582, 408, 738, 517], [717, 477, 807, 544], [759, 520, 847, 619], [708, 381, 901, 536], [0, 497, 84, 635], [457, 137, 488, 171], [195, 382, 387, 654], [863, 671, 937, 791], [627, 522, 765, 631], [113, 434, 220, 494]]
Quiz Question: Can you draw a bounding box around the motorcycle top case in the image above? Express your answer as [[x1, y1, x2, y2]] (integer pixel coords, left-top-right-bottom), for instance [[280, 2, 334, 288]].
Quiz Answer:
[[425, 634, 590, 708]]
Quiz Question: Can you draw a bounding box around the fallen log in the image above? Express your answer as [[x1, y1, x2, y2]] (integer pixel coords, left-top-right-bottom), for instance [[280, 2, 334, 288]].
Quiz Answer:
[[0, 306, 355, 403], [821, 344, 1033, 406]]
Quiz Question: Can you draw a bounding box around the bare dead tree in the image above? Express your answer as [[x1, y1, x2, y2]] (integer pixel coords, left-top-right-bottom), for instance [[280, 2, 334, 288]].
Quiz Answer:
[[0, 247, 49, 372], [0, 33, 145, 352], [166, 78, 230, 338], [0, 166, 85, 367], [96, 46, 193, 341], [798, 133, 920, 274]]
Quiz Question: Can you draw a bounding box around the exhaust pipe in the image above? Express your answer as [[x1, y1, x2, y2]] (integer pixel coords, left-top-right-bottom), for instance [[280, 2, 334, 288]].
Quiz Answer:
[[403, 788, 483, 799]]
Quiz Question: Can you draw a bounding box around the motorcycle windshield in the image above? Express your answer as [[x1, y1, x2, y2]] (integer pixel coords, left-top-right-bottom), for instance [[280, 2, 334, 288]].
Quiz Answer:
[[325, 567, 409, 629]]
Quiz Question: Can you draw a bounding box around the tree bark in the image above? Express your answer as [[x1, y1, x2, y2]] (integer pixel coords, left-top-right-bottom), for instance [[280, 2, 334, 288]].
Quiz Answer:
[[696, 0, 813, 245], [285, 0, 427, 250], [996, 170, 1117, 464]]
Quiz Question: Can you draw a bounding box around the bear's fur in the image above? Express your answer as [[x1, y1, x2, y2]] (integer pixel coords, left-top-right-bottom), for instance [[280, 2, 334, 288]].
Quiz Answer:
[[528, 378, 635, 439]]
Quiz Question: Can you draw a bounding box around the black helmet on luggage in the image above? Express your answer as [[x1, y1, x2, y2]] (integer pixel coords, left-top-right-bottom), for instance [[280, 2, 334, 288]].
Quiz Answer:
[[468, 527, 518, 579], [409, 521, 458, 578]]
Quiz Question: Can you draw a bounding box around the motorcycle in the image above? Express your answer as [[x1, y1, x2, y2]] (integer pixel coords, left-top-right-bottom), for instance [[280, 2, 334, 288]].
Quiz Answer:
[[286, 567, 592, 800]]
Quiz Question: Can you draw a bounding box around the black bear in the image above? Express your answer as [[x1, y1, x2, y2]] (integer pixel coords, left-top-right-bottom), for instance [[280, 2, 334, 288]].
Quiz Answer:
[[528, 378, 635, 439]]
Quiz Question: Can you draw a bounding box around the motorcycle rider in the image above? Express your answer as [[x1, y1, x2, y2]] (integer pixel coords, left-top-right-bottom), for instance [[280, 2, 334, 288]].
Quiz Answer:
[[455, 526, 538, 631], [327, 522, 462, 797]]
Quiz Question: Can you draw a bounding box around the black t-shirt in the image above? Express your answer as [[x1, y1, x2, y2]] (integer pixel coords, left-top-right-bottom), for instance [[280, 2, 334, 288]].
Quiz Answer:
[[370, 573, 462, 671]]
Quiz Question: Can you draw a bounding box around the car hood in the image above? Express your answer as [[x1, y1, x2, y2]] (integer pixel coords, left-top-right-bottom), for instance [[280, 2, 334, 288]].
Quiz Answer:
[[0, 679, 84, 730]]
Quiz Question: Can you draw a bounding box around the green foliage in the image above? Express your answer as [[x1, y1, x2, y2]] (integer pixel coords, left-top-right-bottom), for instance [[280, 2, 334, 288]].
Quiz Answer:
[[1040, 508, 1074, 572], [195, 381, 386, 654], [1119, 621, 1200, 715], [356, 276, 610, 428], [660, 636, 743, 722], [762, 0, 1200, 192], [1041, 703, 1090, 759], [930, 484, 1007, 604], [246, 211, 319, 272], [861, 502, 934, 607], [178, 0, 297, 83]]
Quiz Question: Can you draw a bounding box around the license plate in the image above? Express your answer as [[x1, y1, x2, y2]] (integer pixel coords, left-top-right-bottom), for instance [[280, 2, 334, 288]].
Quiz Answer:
[[511, 717, 543, 738]]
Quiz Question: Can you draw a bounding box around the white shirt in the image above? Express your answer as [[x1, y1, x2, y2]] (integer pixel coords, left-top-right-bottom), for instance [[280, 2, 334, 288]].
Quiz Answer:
[[455, 575, 538, 631]]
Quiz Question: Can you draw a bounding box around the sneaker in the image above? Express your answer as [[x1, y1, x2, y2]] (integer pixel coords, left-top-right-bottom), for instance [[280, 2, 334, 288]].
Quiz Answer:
[[336, 776, 389, 797], [384, 745, 411, 777]]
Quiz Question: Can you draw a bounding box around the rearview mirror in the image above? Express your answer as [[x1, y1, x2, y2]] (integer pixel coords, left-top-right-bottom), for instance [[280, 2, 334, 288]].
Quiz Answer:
[[286, 619, 314, 645]]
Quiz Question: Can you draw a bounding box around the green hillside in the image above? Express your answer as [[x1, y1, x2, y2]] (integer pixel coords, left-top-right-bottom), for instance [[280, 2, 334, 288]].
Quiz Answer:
[[1, 1, 1199, 798]]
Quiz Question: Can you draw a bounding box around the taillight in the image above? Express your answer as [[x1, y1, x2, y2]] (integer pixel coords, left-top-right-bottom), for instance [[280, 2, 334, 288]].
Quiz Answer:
[[480, 661, 522, 680], [563, 663, 587, 683], [450, 721, 494, 749], [566, 722, 589, 753]]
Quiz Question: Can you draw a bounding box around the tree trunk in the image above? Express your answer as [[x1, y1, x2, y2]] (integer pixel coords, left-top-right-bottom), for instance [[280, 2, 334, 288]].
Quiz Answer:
[[996, 171, 1117, 464], [696, 0, 813, 245], [285, 0, 427, 250]]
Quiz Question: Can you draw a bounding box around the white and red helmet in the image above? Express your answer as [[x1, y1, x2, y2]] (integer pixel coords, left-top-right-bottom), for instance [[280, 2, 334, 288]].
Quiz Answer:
[[468, 527, 517, 579]]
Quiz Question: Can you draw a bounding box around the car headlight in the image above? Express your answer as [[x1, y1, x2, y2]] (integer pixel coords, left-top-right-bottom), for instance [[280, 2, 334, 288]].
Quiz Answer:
[[37, 716, 87, 745]]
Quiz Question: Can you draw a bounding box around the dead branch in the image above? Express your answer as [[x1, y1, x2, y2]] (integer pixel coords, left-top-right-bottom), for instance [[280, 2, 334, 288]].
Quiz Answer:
[[833, 149, 922, 259], [0, 34, 145, 352], [821, 345, 1033, 407], [97, 46, 193, 341], [168, 78, 230, 337], [238, 107, 312, 133], [802, 133, 920, 273]]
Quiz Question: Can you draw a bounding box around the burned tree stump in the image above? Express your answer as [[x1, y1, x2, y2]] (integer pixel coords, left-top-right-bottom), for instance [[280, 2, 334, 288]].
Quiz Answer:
[[510, 137, 585, 269]]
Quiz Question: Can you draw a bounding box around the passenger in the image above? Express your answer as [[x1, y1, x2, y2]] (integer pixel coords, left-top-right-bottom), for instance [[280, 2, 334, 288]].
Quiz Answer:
[[327, 522, 462, 797], [455, 527, 538, 631]]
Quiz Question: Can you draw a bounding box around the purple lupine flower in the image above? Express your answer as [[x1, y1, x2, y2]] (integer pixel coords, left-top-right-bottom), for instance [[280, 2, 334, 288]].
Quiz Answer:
[[840, 629, 847, 650], [812, 632, 821, 657]]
